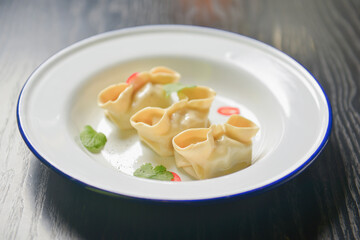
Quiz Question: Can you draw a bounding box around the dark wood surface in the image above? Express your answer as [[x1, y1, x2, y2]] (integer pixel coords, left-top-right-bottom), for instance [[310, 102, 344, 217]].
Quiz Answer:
[[1, 0, 359, 239]]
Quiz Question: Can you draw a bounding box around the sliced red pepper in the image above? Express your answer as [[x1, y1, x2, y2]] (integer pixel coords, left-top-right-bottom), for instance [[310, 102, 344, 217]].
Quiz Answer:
[[217, 106, 240, 116], [126, 72, 139, 84], [171, 172, 181, 181]]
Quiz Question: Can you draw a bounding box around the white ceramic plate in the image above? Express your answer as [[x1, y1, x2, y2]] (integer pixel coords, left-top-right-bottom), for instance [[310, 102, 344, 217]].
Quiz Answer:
[[17, 25, 331, 201]]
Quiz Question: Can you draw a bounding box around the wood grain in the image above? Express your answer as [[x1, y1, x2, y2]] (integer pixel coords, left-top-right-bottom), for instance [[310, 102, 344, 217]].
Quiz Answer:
[[0, 0, 359, 239]]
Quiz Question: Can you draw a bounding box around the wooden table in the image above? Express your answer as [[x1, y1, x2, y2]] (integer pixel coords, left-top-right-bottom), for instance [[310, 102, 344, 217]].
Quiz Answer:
[[1, 0, 359, 239]]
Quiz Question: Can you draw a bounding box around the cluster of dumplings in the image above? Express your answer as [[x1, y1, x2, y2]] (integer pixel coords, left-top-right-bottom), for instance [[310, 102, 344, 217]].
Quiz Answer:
[[98, 66, 259, 180]]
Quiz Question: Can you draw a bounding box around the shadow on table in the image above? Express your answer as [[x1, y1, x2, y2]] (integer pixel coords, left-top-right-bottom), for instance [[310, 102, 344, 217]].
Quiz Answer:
[[30, 144, 343, 240]]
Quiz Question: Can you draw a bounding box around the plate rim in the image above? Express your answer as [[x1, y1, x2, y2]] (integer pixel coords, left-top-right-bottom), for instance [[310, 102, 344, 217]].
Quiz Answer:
[[16, 24, 333, 202]]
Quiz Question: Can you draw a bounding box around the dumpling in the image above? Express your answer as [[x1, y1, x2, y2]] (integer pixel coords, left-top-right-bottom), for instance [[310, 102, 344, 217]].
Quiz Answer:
[[130, 86, 216, 156], [97, 67, 180, 129], [172, 115, 259, 180]]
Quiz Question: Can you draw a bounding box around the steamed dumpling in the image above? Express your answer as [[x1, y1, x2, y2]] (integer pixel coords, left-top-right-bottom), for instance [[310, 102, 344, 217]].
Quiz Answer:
[[130, 86, 216, 156], [172, 115, 259, 179], [97, 67, 180, 129]]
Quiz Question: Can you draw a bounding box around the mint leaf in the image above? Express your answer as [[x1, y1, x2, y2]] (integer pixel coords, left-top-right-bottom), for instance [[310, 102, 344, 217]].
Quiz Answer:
[[80, 125, 107, 153], [152, 171, 174, 180], [163, 83, 196, 97], [134, 163, 174, 181], [154, 165, 167, 173], [153, 165, 174, 180], [134, 163, 155, 178]]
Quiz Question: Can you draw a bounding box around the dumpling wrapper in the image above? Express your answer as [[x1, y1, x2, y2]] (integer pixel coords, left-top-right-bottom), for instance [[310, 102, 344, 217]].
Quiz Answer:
[[172, 115, 259, 180], [130, 86, 216, 156], [97, 66, 180, 129]]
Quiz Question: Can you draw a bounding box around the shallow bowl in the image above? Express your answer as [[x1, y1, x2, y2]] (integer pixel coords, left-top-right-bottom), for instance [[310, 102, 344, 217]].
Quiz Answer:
[[17, 25, 332, 201]]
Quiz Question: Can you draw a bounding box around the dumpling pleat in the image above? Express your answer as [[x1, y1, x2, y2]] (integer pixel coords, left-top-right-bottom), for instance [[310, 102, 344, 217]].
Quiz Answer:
[[172, 115, 259, 180], [97, 66, 179, 129], [131, 86, 216, 157]]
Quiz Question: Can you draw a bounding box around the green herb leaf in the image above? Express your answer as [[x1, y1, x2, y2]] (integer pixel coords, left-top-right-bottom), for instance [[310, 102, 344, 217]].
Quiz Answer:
[[134, 163, 174, 181], [80, 125, 107, 153], [163, 83, 196, 97], [153, 165, 174, 180], [134, 163, 155, 178]]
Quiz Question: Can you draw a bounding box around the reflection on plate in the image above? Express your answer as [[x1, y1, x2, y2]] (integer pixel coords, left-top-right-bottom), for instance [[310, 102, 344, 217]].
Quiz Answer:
[[17, 25, 331, 201]]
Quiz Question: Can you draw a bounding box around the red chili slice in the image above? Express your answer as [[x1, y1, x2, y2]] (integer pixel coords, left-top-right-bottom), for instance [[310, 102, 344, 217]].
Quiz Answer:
[[126, 72, 139, 84], [217, 106, 240, 116], [171, 172, 181, 181]]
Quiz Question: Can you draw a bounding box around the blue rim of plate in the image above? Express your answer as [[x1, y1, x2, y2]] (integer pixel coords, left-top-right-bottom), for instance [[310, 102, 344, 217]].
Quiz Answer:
[[16, 25, 332, 203]]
